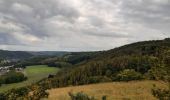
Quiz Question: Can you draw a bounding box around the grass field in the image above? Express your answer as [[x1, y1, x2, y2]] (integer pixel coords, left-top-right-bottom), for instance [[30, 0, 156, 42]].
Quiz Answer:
[[47, 80, 167, 100], [0, 65, 60, 92]]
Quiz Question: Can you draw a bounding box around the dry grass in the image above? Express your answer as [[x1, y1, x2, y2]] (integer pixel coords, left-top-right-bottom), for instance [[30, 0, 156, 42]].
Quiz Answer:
[[46, 80, 167, 100]]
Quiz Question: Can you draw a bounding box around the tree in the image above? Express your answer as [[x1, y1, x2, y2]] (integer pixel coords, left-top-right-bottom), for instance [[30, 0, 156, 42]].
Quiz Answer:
[[116, 69, 143, 81], [152, 50, 170, 99]]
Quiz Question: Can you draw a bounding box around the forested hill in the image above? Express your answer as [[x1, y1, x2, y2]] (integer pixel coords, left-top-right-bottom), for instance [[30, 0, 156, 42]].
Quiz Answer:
[[28, 51, 68, 56], [0, 50, 68, 60], [96, 38, 170, 59], [37, 38, 170, 89], [0, 50, 33, 60]]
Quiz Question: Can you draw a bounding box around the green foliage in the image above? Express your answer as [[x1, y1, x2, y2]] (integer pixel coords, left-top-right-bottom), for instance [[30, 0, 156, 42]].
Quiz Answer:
[[145, 65, 168, 80], [0, 93, 6, 100], [29, 84, 49, 100], [152, 85, 170, 100], [127, 56, 158, 74], [0, 71, 27, 85], [105, 69, 112, 77], [48, 61, 72, 68], [4, 87, 29, 100], [88, 76, 112, 83], [102, 96, 107, 100], [66, 52, 99, 65], [115, 69, 143, 81], [0, 85, 48, 100], [152, 49, 170, 100]]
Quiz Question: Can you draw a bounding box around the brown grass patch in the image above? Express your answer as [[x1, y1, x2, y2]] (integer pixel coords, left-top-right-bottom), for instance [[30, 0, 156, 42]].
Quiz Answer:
[[46, 80, 167, 100]]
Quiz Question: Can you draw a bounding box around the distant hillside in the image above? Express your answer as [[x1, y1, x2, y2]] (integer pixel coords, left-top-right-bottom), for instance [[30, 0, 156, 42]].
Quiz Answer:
[[0, 50, 70, 61], [14, 51, 99, 68], [0, 50, 33, 60], [28, 51, 68, 57]]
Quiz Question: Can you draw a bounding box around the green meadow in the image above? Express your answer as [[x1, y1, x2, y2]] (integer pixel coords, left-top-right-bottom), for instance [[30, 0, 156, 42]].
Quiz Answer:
[[0, 65, 60, 92]]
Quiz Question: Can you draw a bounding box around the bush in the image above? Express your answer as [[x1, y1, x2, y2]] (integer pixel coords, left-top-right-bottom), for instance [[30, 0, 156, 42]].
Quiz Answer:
[[152, 85, 170, 100], [102, 96, 107, 100], [0, 93, 6, 100], [3, 87, 30, 100], [0, 71, 27, 84], [68, 92, 96, 100], [144, 65, 168, 80], [29, 84, 49, 100], [115, 69, 143, 81], [2, 85, 48, 100]]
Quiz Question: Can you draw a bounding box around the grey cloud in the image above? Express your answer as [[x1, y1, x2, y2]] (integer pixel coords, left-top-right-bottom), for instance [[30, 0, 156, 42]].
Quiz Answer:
[[119, 0, 170, 34], [0, 0, 80, 39], [0, 0, 169, 51], [88, 16, 105, 27], [0, 33, 20, 45]]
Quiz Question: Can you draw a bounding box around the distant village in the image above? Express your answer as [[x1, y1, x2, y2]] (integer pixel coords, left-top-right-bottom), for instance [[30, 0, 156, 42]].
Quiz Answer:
[[0, 60, 24, 75]]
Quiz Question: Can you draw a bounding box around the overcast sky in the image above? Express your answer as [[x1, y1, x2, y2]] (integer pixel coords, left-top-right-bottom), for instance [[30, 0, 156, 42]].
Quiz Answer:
[[0, 0, 169, 51]]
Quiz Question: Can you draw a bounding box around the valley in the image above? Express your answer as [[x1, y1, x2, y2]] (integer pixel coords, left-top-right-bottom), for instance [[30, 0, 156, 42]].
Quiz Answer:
[[0, 38, 170, 100]]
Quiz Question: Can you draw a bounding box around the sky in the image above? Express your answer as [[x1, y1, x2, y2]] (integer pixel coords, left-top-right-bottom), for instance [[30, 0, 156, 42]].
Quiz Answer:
[[0, 0, 169, 51]]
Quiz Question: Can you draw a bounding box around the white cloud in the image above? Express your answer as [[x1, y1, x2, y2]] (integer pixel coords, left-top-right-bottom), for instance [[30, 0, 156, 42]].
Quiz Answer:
[[12, 3, 33, 13], [12, 32, 41, 44]]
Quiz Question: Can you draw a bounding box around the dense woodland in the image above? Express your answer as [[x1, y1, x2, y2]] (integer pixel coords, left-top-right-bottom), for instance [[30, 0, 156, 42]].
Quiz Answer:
[[0, 38, 170, 100], [14, 51, 99, 68], [0, 50, 68, 62], [37, 38, 170, 88]]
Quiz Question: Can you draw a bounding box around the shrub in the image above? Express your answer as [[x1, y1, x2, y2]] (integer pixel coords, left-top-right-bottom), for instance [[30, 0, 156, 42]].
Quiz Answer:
[[29, 84, 49, 100], [2, 87, 30, 100], [68, 92, 96, 100], [152, 50, 170, 100], [102, 96, 107, 100], [0, 93, 6, 100], [68, 92, 107, 100], [115, 69, 143, 81], [2, 85, 48, 100], [152, 85, 170, 100]]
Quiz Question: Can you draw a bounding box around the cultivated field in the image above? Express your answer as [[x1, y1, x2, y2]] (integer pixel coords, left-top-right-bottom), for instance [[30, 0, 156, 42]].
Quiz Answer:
[[0, 65, 60, 92], [47, 80, 167, 100]]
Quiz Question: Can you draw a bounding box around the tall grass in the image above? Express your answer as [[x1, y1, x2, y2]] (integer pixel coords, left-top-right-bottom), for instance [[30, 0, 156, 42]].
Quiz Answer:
[[47, 80, 167, 100]]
